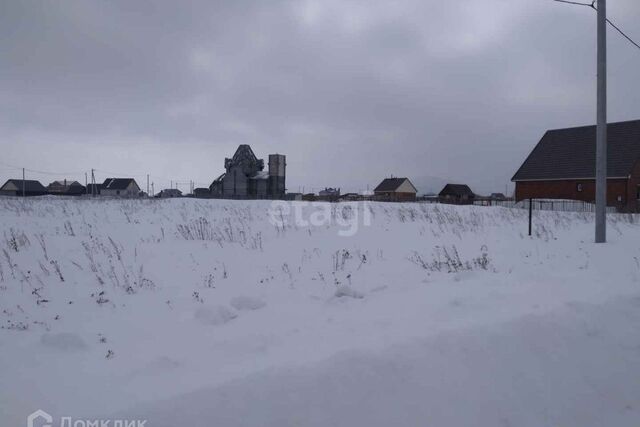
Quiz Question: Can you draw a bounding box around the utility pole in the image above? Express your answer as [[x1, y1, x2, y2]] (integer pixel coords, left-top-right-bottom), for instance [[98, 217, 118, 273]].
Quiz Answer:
[[595, 0, 607, 243], [22, 168, 25, 197], [147, 174, 150, 196], [151, 182, 154, 197], [85, 172, 88, 195], [91, 169, 96, 196]]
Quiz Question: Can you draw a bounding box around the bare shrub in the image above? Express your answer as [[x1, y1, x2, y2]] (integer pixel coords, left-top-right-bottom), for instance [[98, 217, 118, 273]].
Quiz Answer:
[[409, 245, 492, 273]]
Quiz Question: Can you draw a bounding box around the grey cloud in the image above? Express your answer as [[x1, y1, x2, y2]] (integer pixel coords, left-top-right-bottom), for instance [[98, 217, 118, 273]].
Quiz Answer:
[[1, 0, 639, 193]]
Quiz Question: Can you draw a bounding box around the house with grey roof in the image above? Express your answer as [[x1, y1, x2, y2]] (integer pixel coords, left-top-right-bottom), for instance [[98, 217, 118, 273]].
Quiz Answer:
[[512, 119, 640, 211], [47, 180, 86, 196], [0, 179, 48, 197]]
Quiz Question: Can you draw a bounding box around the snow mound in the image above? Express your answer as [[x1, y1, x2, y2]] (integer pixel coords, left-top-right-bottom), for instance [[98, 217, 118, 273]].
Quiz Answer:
[[194, 305, 238, 326], [334, 285, 364, 299], [41, 333, 88, 351], [230, 296, 266, 311]]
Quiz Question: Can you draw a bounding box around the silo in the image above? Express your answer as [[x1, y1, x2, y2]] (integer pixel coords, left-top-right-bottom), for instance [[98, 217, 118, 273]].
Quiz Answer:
[[268, 154, 286, 198]]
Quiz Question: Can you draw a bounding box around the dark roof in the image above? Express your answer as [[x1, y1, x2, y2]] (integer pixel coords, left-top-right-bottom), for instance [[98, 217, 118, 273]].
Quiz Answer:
[[512, 119, 640, 181], [159, 189, 182, 196], [490, 193, 506, 199], [374, 178, 414, 192], [439, 184, 474, 197], [102, 178, 137, 190], [1, 179, 47, 192]]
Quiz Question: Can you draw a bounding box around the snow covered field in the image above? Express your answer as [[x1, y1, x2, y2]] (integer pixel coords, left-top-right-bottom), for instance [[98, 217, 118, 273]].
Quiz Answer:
[[1, 197, 640, 426]]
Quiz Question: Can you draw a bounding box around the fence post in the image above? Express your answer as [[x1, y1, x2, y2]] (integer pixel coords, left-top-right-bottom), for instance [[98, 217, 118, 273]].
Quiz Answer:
[[528, 198, 533, 236]]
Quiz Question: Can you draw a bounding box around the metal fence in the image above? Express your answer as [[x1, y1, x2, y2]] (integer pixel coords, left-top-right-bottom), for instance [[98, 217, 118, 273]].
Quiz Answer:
[[472, 199, 618, 213]]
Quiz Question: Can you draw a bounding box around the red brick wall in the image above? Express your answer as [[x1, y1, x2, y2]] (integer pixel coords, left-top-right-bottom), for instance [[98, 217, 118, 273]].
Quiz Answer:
[[515, 179, 629, 208], [626, 159, 640, 212]]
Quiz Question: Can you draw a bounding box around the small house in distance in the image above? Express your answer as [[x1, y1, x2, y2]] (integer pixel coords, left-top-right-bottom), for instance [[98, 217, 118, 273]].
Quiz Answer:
[[512, 119, 640, 211], [101, 178, 141, 197], [0, 179, 47, 197], [374, 178, 417, 202], [339, 193, 361, 202], [438, 184, 475, 204], [47, 180, 86, 196], [318, 187, 341, 202], [193, 188, 212, 198], [157, 188, 182, 198]]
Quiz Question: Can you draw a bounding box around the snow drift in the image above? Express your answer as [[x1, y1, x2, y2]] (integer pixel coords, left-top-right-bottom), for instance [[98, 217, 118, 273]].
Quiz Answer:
[[1, 197, 639, 426]]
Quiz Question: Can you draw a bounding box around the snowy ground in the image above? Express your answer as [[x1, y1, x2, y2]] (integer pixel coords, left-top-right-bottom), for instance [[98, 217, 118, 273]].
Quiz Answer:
[[1, 197, 639, 426]]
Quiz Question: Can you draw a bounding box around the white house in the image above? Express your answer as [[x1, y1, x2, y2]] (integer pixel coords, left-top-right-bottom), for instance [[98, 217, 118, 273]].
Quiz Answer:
[[100, 178, 141, 197]]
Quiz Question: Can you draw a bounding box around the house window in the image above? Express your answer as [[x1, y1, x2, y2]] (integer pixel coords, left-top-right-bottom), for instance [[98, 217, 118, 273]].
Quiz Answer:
[[576, 183, 583, 192]]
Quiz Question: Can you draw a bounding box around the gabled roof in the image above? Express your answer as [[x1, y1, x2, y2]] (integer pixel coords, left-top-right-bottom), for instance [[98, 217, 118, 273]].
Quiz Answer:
[[512, 119, 640, 181], [439, 184, 474, 197], [232, 144, 258, 163], [102, 178, 138, 190], [0, 179, 47, 192], [374, 177, 416, 192], [226, 145, 263, 169], [50, 180, 83, 187]]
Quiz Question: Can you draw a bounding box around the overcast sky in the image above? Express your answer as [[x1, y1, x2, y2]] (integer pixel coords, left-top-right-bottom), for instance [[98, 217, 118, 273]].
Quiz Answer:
[[1, 0, 639, 194]]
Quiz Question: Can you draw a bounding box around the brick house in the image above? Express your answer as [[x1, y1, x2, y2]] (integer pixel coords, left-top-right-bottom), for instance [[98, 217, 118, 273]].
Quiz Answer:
[[374, 178, 417, 202], [512, 120, 640, 212]]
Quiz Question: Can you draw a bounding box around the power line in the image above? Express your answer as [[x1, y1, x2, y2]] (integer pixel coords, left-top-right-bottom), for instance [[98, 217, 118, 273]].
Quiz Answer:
[[553, 0, 640, 52], [553, 0, 594, 7], [606, 17, 640, 51]]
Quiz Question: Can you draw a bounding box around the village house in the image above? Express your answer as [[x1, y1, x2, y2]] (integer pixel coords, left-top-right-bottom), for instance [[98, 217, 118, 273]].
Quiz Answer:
[[193, 188, 212, 198], [438, 184, 475, 204], [512, 119, 640, 211], [47, 180, 86, 196], [438, 184, 476, 205], [100, 178, 141, 197], [157, 188, 182, 198], [318, 187, 341, 202], [373, 177, 417, 202], [209, 145, 286, 199], [339, 193, 361, 202], [0, 179, 48, 197]]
